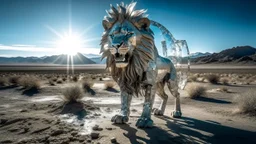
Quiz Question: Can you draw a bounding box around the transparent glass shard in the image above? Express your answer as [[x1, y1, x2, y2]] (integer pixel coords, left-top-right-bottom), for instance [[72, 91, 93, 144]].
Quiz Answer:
[[151, 20, 190, 90]]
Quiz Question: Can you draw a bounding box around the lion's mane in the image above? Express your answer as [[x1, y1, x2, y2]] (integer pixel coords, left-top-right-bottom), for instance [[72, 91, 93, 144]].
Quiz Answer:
[[100, 2, 157, 95]]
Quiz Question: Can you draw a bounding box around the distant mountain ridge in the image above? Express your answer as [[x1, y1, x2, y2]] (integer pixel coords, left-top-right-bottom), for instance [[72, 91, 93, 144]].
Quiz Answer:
[[0, 46, 255, 65], [190, 52, 212, 58], [192, 46, 256, 64], [0, 53, 95, 64]]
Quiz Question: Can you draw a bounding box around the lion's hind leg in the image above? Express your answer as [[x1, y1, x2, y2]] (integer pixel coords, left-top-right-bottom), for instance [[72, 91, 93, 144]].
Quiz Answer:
[[167, 79, 182, 118], [153, 81, 168, 116]]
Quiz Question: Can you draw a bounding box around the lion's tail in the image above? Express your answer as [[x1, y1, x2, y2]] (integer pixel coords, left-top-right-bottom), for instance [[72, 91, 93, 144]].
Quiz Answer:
[[176, 40, 190, 90]]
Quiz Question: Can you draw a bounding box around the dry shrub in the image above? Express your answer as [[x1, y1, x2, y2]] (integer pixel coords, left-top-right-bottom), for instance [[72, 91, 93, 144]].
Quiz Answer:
[[9, 76, 20, 85], [220, 77, 229, 85], [56, 79, 63, 84], [186, 83, 206, 99], [72, 76, 78, 82], [235, 89, 256, 116], [219, 87, 229, 93], [205, 74, 220, 84], [62, 77, 67, 81], [82, 81, 94, 91], [49, 80, 55, 86], [0, 77, 8, 86], [52, 77, 58, 82], [104, 81, 116, 89], [189, 75, 197, 82], [19, 76, 41, 90], [62, 85, 84, 103]]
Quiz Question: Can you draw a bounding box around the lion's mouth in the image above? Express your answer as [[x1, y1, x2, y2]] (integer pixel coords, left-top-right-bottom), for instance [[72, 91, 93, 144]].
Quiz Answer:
[[114, 53, 129, 67], [115, 53, 129, 63]]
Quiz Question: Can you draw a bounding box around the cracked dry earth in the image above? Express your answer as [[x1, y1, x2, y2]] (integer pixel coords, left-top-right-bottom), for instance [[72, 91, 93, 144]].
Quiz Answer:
[[0, 80, 256, 144]]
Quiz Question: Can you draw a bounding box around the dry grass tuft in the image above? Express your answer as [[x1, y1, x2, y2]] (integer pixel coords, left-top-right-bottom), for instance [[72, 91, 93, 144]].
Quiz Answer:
[[0, 77, 8, 86], [49, 80, 55, 86], [72, 76, 78, 82], [56, 79, 63, 84], [62, 85, 84, 103], [104, 81, 116, 89], [186, 83, 206, 99], [235, 89, 256, 116], [205, 74, 220, 84], [19, 76, 41, 90], [188, 75, 197, 82], [219, 87, 229, 93], [82, 81, 94, 91], [9, 76, 20, 85], [220, 77, 229, 85]]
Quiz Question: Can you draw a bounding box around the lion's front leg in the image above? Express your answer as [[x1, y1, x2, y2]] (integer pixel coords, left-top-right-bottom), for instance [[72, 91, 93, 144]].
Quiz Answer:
[[111, 91, 132, 124], [136, 85, 156, 128]]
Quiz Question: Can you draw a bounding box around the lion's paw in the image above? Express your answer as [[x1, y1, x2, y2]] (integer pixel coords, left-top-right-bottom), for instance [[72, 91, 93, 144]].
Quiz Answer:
[[153, 108, 163, 116], [111, 115, 129, 124], [135, 117, 153, 128], [171, 111, 182, 118]]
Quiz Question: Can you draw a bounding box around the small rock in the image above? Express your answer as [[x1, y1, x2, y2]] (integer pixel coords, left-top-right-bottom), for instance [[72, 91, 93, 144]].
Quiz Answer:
[[90, 132, 99, 139], [106, 127, 112, 130], [0, 119, 8, 125], [94, 113, 101, 116], [20, 109, 28, 112], [71, 131, 78, 136], [0, 140, 13, 143], [111, 137, 117, 143], [92, 125, 103, 131], [8, 128, 19, 132], [23, 127, 29, 133], [51, 129, 65, 136], [80, 123, 84, 126]]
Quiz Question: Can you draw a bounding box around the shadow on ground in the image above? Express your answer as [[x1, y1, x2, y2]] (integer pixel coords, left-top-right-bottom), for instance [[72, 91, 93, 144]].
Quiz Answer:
[[115, 116, 255, 144], [0, 85, 18, 90], [22, 87, 40, 96], [193, 97, 232, 104], [105, 87, 119, 93]]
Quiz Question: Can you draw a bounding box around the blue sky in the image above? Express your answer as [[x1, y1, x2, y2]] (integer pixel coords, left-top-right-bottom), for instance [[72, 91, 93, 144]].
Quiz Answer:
[[0, 0, 255, 57]]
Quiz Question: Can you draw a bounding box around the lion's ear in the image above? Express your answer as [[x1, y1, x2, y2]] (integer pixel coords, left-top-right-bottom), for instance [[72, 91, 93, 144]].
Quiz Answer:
[[137, 18, 150, 30], [102, 20, 112, 30]]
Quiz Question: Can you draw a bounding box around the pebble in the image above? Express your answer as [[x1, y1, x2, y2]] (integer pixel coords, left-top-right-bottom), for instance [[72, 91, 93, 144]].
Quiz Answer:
[[51, 129, 65, 136], [111, 137, 117, 143], [92, 125, 103, 131], [106, 127, 113, 130], [90, 132, 100, 139], [0, 119, 8, 125], [20, 109, 28, 112]]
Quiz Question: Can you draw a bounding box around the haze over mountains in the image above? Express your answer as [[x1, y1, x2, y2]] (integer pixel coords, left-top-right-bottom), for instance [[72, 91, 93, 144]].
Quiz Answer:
[[0, 46, 255, 65]]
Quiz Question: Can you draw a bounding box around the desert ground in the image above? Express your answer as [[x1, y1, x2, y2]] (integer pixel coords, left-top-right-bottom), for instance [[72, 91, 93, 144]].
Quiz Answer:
[[0, 65, 256, 144]]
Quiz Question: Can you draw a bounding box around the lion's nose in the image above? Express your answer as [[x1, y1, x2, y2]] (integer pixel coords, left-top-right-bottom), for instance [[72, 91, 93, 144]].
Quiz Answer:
[[112, 42, 123, 48], [115, 53, 120, 58]]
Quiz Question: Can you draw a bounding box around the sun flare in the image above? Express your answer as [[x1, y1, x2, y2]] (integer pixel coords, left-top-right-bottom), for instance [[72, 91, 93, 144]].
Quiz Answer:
[[56, 33, 83, 56]]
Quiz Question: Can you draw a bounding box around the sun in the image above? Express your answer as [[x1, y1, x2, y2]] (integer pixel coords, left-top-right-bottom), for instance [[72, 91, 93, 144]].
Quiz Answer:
[[56, 33, 83, 56]]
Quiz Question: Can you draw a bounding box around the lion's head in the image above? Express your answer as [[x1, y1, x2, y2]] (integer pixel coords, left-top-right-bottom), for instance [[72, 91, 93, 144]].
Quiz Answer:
[[100, 2, 156, 94]]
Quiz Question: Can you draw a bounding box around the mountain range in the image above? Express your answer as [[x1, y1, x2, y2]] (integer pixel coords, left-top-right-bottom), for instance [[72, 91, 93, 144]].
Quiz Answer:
[[192, 46, 256, 64], [0, 53, 95, 64], [0, 46, 255, 65]]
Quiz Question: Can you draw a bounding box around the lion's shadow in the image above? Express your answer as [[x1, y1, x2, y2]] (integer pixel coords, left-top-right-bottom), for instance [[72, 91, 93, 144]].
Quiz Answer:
[[115, 116, 256, 144]]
